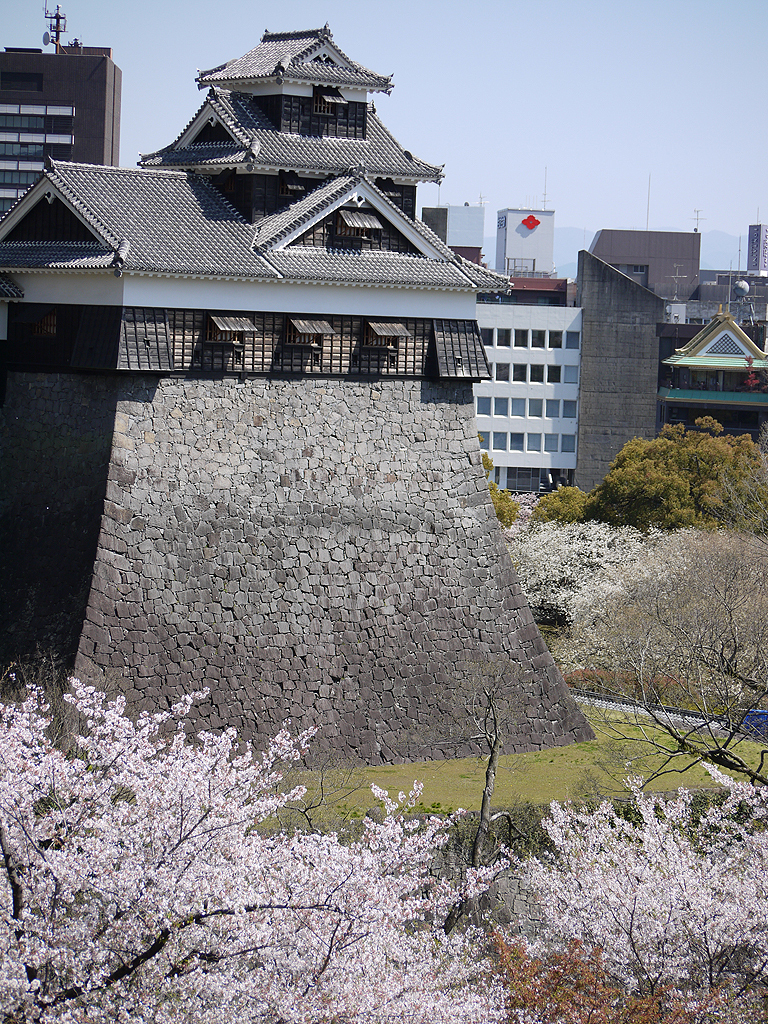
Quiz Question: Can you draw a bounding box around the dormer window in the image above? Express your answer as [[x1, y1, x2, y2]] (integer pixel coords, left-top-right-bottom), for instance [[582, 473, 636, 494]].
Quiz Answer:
[[205, 315, 254, 367], [286, 318, 335, 347], [336, 209, 382, 237], [364, 322, 411, 349], [279, 169, 306, 197], [313, 85, 346, 115]]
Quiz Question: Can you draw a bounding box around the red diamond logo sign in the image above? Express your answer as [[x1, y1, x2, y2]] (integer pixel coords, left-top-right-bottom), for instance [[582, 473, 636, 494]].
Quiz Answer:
[[522, 215, 540, 230]]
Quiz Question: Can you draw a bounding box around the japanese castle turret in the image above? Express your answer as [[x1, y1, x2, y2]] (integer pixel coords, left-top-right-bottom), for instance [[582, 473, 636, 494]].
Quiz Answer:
[[0, 26, 593, 760]]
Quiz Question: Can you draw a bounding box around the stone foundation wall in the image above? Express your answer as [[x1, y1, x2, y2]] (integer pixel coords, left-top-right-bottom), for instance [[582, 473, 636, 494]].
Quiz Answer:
[[2, 370, 592, 761]]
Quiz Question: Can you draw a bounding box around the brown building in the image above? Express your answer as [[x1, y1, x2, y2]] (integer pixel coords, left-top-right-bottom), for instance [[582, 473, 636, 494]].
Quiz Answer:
[[589, 228, 701, 301], [0, 44, 121, 213]]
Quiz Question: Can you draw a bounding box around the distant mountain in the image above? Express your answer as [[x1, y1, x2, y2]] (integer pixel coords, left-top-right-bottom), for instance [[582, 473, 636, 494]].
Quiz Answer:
[[697, 231, 743, 272]]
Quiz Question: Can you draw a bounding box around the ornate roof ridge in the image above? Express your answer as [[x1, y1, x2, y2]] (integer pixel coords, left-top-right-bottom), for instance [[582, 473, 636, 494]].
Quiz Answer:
[[261, 27, 333, 42], [46, 161, 122, 249], [252, 175, 359, 249], [197, 26, 392, 93]]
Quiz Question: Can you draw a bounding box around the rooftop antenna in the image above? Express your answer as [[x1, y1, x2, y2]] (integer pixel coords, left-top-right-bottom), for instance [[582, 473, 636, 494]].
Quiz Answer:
[[670, 263, 686, 301], [478, 193, 487, 206], [692, 209, 705, 232], [43, 4, 67, 52], [646, 173, 651, 231], [542, 166, 548, 210], [738, 236, 742, 274]]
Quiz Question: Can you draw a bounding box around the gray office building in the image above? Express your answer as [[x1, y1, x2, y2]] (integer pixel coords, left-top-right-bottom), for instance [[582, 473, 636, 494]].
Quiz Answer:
[[0, 44, 121, 213]]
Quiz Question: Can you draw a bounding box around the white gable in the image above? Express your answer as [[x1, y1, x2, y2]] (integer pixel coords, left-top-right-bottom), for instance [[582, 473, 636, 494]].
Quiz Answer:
[[703, 331, 750, 358]]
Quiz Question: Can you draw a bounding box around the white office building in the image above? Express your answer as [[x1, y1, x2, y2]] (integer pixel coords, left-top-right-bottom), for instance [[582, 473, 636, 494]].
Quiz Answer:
[[475, 301, 581, 491], [475, 204, 581, 491]]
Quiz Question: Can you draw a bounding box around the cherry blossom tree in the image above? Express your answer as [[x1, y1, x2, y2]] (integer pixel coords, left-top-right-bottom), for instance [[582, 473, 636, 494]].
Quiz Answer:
[[506, 520, 657, 626], [572, 529, 768, 785], [0, 683, 501, 1024], [524, 771, 768, 1005]]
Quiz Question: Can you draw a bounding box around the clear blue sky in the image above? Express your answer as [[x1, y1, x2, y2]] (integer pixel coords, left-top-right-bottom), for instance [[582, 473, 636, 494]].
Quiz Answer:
[[4, 0, 767, 253]]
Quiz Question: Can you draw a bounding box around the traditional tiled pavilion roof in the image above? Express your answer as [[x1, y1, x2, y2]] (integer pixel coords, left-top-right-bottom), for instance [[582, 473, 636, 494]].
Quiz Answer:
[[196, 26, 393, 93], [140, 89, 443, 184], [664, 311, 768, 369], [0, 162, 508, 294]]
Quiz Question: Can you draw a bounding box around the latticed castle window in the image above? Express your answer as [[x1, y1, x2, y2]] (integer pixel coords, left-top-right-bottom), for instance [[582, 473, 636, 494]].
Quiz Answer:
[[31, 309, 56, 335], [363, 321, 410, 349]]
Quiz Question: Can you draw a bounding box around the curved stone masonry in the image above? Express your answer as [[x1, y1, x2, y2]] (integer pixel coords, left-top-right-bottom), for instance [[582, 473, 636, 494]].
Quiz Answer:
[[72, 375, 593, 762]]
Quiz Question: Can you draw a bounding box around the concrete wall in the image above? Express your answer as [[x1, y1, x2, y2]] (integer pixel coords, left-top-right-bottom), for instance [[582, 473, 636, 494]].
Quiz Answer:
[[1, 370, 593, 762], [575, 251, 665, 491]]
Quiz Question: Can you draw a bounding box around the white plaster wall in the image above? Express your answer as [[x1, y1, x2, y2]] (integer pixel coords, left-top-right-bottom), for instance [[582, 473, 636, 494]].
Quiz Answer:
[[11, 272, 124, 305], [122, 275, 478, 318]]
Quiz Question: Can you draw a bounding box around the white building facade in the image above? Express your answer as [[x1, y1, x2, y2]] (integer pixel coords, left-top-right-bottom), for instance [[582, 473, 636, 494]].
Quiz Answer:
[[474, 300, 582, 491], [495, 207, 555, 275]]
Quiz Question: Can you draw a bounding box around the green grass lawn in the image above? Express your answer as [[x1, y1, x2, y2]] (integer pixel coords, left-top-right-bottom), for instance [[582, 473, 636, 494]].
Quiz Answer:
[[337, 706, 765, 816]]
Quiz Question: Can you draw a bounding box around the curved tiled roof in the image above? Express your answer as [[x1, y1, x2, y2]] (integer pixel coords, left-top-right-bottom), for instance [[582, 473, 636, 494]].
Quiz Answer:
[[0, 162, 505, 296], [251, 175, 359, 248], [0, 241, 115, 270], [0, 162, 278, 279], [260, 248, 479, 289], [140, 91, 442, 184], [197, 27, 392, 93]]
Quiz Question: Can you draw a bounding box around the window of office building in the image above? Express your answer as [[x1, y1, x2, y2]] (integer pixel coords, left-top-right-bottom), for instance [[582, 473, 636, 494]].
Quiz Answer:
[[531, 330, 545, 348], [527, 433, 541, 452], [528, 398, 543, 417], [566, 331, 580, 349], [510, 398, 525, 416], [493, 432, 507, 450], [563, 365, 578, 384], [495, 362, 510, 382], [480, 328, 493, 347], [478, 431, 489, 449], [561, 434, 576, 452], [497, 328, 511, 346], [547, 365, 561, 383], [563, 400, 577, 418], [476, 396, 491, 416], [548, 331, 562, 348], [544, 433, 559, 453], [1, 72, 43, 91], [546, 399, 560, 417], [510, 432, 524, 452], [494, 397, 508, 416], [514, 329, 528, 347], [512, 363, 526, 382], [529, 364, 544, 383]]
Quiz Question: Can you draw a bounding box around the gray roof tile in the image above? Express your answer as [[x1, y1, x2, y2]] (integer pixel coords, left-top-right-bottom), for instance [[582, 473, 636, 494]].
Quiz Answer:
[[0, 162, 279, 279], [251, 175, 358, 247], [0, 241, 115, 269], [140, 90, 442, 184], [260, 248, 479, 289], [197, 27, 392, 93], [0, 161, 507, 296], [0, 272, 23, 297]]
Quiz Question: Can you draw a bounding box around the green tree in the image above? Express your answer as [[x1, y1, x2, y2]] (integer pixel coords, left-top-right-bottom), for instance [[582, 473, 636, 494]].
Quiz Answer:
[[587, 418, 761, 531], [533, 486, 589, 524], [482, 452, 520, 528]]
